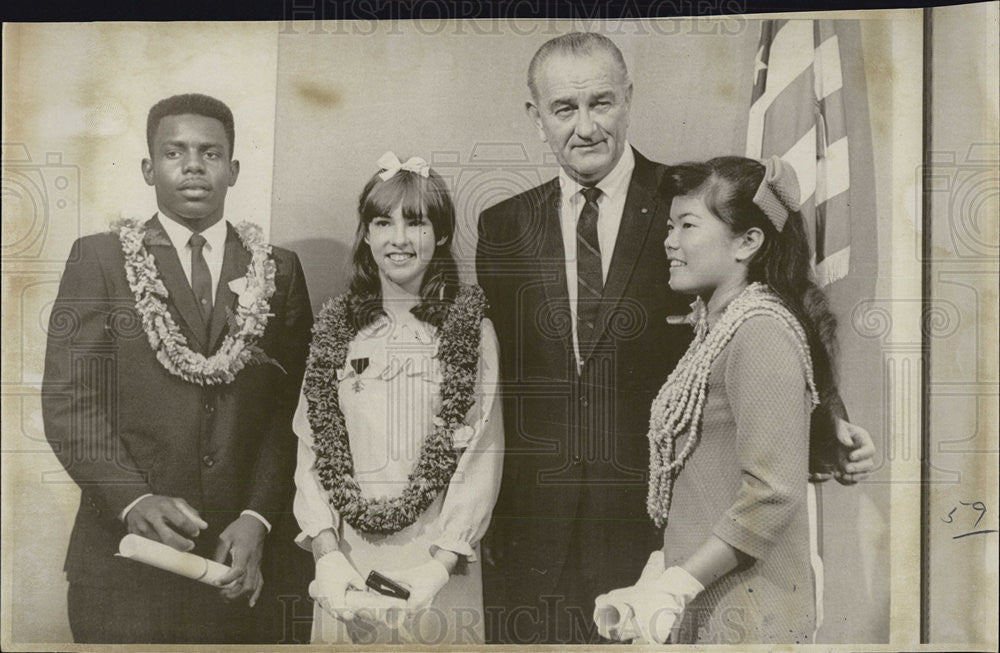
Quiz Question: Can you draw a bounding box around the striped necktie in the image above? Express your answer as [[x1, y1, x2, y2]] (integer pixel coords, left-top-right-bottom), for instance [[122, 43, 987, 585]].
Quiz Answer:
[[576, 186, 603, 347]]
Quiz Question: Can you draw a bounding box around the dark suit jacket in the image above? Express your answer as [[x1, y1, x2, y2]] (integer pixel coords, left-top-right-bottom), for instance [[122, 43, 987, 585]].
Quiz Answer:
[[476, 150, 693, 601], [42, 215, 313, 590]]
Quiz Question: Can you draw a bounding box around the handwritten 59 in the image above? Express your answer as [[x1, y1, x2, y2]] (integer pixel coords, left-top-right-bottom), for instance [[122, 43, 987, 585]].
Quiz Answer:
[[941, 501, 998, 540]]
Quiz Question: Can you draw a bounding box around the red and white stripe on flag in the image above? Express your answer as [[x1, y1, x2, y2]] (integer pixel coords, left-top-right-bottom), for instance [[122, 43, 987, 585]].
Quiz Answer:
[[746, 19, 852, 286]]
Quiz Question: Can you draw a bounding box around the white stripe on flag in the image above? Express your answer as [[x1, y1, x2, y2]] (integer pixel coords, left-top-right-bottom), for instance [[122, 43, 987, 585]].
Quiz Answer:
[[761, 21, 815, 100], [747, 20, 815, 158], [815, 246, 851, 285], [783, 126, 817, 204], [816, 137, 851, 204], [814, 34, 844, 100]]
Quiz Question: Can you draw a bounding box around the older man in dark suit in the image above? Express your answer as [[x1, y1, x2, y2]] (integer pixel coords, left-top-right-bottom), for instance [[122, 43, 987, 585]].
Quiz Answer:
[[476, 33, 874, 644], [42, 94, 312, 643]]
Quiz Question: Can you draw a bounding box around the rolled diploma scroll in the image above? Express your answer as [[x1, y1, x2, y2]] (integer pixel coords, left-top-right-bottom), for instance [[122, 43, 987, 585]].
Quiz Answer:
[[118, 534, 231, 585]]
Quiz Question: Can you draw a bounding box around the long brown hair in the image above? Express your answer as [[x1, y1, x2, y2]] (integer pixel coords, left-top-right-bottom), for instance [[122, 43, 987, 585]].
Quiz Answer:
[[348, 166, 459, 329]]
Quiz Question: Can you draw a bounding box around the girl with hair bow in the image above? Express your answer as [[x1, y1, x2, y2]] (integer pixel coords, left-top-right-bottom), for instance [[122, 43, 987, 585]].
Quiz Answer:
[[594, 156, 845, 644], [291, 152, 503, 644]]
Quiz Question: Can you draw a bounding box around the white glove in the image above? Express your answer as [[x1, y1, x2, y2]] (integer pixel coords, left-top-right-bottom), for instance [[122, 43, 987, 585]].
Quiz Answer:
[[594, 556, 704, 644], [593, 551, 665, 640], [380, 559, 450, 613], [623, 566, 703, 644], [344, 588, 409, 631], [309, 550, 366, 621]]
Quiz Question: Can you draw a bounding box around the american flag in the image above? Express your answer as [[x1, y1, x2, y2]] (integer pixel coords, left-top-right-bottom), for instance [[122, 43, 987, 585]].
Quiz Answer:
[[747, 20, 853, 286]]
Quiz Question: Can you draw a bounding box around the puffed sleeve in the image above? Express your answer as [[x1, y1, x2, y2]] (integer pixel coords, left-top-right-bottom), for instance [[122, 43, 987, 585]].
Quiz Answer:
[[429, 318, 504, 562], [292, 388, 341, 551], [712, 314, 811, 560]]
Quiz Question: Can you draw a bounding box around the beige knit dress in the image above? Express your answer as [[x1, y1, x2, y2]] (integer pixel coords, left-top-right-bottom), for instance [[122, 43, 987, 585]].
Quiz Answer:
[[662, 314, 817, 645]]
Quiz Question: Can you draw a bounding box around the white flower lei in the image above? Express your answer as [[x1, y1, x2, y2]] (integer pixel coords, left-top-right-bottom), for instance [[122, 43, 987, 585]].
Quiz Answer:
[[646, 282, 820, 528], [114, 217, 277, 385]]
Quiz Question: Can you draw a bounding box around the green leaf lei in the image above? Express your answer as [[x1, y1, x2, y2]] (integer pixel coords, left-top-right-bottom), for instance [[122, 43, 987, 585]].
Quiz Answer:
[[303, 284, 486, 535]]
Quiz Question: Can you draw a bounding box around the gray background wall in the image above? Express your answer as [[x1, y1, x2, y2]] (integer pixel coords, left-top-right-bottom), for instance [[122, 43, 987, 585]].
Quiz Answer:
[[927, 3, 999, 645]]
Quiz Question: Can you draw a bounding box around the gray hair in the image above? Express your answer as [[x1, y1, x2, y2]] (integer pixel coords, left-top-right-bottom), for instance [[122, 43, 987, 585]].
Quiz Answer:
[[527, 32, 631, 100]]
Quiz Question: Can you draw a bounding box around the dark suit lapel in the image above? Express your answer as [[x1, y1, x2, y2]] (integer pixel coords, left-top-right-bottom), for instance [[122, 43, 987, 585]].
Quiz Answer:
[[207, 223, 252, 352], [582, 151, 664, 362], [535, 180, 574, 353], [144, 215, 208, 351]]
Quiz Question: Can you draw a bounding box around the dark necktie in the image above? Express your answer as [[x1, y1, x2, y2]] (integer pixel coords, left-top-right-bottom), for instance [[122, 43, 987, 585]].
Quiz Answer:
[[188, 233, 213, 329], [576, 186, 603, 347]]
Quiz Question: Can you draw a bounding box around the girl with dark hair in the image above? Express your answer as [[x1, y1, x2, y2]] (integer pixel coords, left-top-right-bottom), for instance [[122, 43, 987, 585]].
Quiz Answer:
[[291, 152, 503, 644], [594, 156, 837, 644]]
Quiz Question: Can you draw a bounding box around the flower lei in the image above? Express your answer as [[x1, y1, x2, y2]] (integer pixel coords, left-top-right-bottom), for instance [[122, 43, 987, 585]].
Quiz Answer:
[[114, 217, 277, 385], [303, 284, 486, 535], [646, 282, 819, 529]]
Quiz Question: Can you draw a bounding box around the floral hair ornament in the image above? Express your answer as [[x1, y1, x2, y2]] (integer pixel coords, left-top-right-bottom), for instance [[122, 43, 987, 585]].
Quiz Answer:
[[752, 155, 801, 232], [376, 150, 431, 181]]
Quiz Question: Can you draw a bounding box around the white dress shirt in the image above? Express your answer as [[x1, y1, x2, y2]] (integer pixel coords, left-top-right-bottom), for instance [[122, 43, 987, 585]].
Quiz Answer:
[[157, 213, 228, 304], [558, 143, 636, 367], [120, 213, 271, 533]]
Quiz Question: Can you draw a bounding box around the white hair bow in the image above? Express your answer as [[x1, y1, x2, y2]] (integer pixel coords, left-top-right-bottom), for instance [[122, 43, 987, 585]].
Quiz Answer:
[[376, 150, 431, 181]]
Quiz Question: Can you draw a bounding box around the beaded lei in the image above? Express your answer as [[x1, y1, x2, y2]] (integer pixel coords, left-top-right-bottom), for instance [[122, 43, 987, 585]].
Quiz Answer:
[[646, 282, 820, 529]]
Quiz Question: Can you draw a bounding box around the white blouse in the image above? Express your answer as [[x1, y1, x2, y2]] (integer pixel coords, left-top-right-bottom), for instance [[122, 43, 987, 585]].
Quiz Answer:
[[292, 310, 503, 562]]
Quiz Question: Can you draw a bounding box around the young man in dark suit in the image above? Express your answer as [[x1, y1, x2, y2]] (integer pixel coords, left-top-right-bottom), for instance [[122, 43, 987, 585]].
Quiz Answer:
[[42, 94, 313, 643], [476, 33, 875, 644]]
